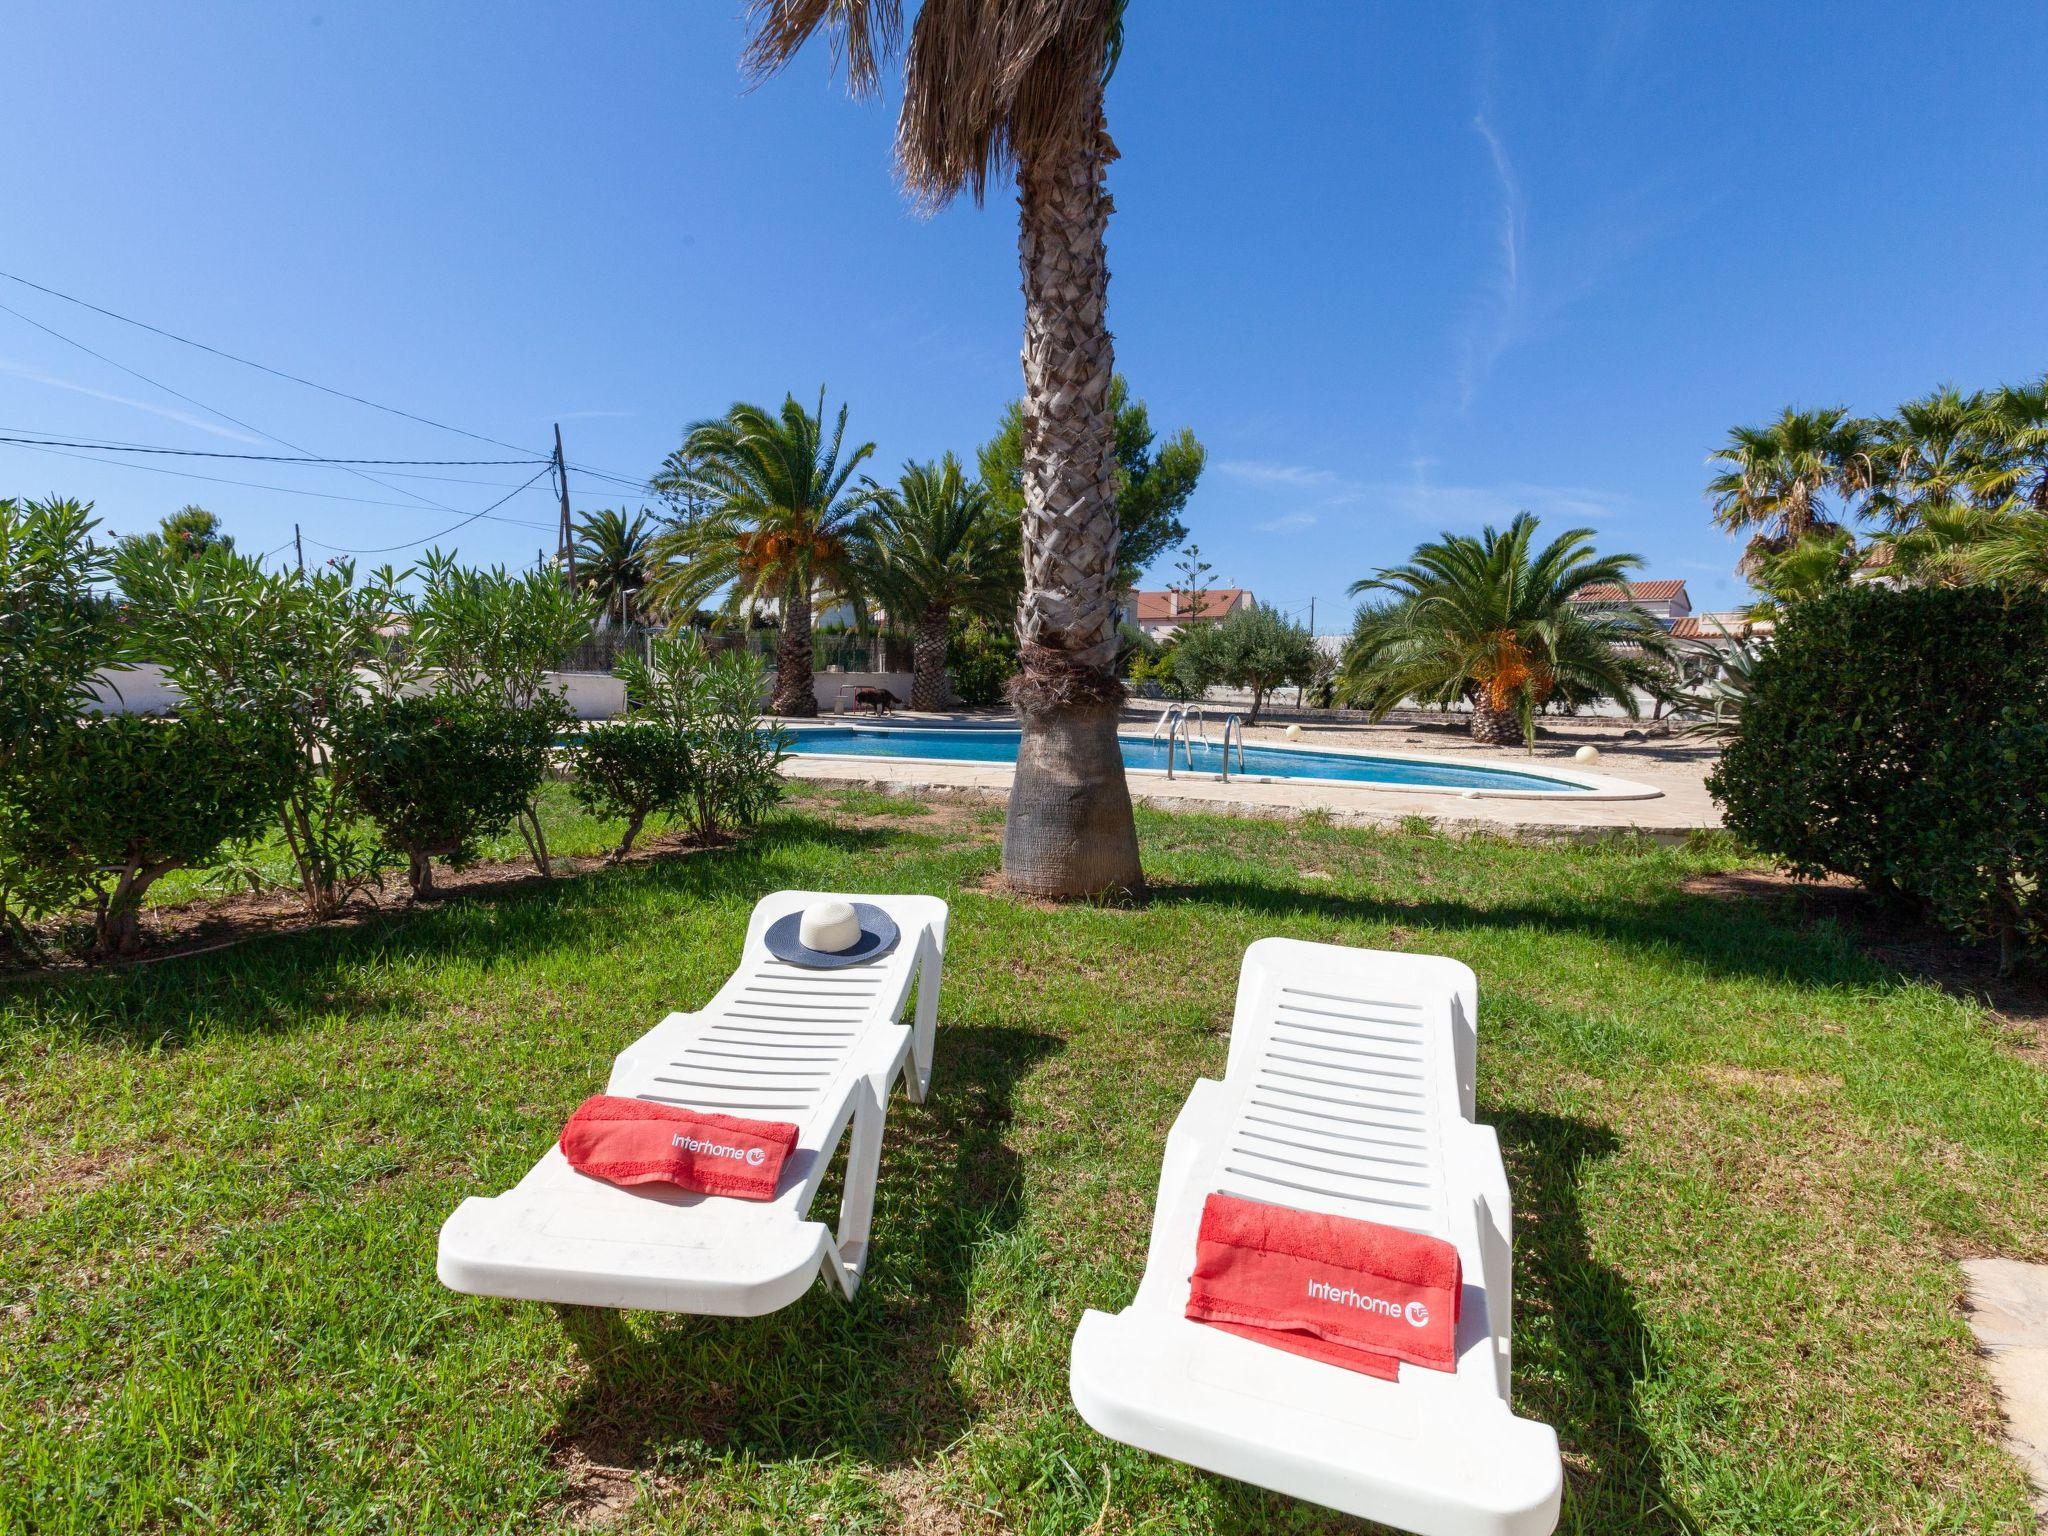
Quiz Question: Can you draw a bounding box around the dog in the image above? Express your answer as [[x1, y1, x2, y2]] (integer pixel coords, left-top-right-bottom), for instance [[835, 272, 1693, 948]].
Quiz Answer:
[[853, 686, 901, 716]]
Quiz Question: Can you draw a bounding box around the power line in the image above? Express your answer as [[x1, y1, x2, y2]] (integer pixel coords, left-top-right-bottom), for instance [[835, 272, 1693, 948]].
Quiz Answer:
[[0, 432, 543, 467], [0, 267, 655, 485], [2, 440, 557, 527], [0, 266, 543, 457], [302, 465, 556, 555], [0, 297, 495, 521], [0, 430, 576, 490]]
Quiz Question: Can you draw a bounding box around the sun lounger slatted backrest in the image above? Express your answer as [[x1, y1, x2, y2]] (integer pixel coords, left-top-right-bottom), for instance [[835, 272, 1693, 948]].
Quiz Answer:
[[1216, 972, 1460, 1238], [628, 958, 899, 1119]]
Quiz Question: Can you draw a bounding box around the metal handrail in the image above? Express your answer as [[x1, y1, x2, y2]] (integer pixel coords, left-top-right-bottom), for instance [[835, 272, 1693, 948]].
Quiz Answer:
[[1149, 702, 1184, 743], [1219, 714, 1245, 782]]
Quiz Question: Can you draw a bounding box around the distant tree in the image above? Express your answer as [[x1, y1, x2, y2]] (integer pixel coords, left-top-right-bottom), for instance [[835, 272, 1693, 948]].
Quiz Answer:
[[977, 375, 1205, 591], [1972, 512, 2048, 587], [1866, 386, 1994, 532], [1746, 528, 1859, 613], [117, 505, 232, 564], [650, 444, 717, 532], [1707, 407, 1876, 570], [1172, 605, 1318, 724], [1976, 376, 2048, 513], [641, 392, 878, 717], [1166, 543, 1217, 624], [852, 455, 1015, 712], [572, 507, 657, 628]]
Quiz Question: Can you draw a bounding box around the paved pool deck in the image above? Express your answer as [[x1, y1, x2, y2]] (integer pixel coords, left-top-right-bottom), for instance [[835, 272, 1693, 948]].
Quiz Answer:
[[780, 704, 1723, 843]]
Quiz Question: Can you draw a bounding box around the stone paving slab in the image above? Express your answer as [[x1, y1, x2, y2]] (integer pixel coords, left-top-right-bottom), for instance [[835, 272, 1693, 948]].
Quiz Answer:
[[1962, 1258, 2048, 1517]]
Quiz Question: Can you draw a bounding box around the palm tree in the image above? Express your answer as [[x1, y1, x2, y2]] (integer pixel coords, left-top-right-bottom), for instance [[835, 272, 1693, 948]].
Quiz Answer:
[[1975, 376, 2048, 513], [1706, 406, 1876, 569], [739, 0, 1143, 897], [642, 392, 876, 717], [1863, 502, 2017, 590], [1747, 527, 1858, 612], [1866, 385, 1993, 532], [1970, 511, 2048, 587], [1338, 513, 1675, 749], [571, 507, 657, 629], [852, 455, 1017, 712]]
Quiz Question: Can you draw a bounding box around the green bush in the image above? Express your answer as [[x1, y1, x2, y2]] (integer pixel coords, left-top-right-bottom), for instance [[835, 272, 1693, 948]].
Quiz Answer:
[[0, 497, 126, 952], [572, 722, 695, 861], [1709, 585, 2048, 969], [613, 630, 787, 843], [116, 542, 403, 917], [7, 713, 297, 956], [1172, 606, 1320, 722], [945, 614, 1017, 708], [341, 695, 560, 898]]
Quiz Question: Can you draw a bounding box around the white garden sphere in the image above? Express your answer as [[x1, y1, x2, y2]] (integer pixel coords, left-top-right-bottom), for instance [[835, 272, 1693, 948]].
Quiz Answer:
[[1284, 724, 1303, 742], [1574, 745, 1600, 763]]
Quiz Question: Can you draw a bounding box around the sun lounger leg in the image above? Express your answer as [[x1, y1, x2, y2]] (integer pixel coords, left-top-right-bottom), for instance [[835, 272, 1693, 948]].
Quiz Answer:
[[826, 1078, 888, 1300], [904, 929, 939, 1104]]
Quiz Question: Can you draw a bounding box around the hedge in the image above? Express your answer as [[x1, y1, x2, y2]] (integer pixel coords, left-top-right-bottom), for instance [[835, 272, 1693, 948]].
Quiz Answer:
[[1708, 584, 2048, 968]]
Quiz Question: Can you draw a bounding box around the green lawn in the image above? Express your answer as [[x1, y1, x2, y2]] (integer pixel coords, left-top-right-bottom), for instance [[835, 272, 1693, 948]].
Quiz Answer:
[[4, 790, 2045, 1534]]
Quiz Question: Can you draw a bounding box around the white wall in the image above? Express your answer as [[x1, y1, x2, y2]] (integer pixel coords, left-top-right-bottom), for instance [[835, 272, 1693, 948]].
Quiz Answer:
[[82, 666, 628, 720], [83, 664, 181, 714], [551, 672, 626, 720], [811, 671, 934, 712]]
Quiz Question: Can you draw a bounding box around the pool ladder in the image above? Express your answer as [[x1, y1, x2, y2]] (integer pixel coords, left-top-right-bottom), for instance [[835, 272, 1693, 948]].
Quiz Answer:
[[1218, 713, 1245, 782], [1157, 704, 1244, 781]]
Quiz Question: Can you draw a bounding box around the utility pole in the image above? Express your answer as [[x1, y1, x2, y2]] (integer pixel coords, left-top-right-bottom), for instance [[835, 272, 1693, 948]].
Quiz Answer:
[[294, 523, 305, 576], [553, 423, 576, 587]]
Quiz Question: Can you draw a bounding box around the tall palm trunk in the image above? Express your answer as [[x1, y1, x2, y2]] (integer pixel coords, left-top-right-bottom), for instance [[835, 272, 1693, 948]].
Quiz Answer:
[[911, 605, 951, 713], [773, 585, 818, 717], [1001, 102, 1143, 899]]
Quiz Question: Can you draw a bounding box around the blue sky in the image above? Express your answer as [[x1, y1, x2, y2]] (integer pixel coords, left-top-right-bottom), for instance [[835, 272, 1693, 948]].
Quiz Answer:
[[5, 2, 2046, 625]]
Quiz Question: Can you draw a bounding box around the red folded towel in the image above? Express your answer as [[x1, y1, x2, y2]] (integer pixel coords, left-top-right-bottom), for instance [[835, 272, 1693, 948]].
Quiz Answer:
[[1185, 1192, 1462, 1379], [558, 1095, 799, 1201]]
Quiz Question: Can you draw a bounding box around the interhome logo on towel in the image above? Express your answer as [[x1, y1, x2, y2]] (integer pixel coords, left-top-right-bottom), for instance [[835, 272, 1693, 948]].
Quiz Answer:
[[671, 1132, 767, 1167], [1307, 1277, 1430, 1329]]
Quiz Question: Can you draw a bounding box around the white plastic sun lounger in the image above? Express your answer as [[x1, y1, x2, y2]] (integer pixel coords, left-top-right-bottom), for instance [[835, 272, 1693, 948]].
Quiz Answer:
[[436, 890, 947, 1315], [1069, 940, 1561, 1536]]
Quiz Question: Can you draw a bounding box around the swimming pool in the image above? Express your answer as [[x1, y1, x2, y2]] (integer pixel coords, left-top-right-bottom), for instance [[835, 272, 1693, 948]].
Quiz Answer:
[[779, 724, 1600, 796]]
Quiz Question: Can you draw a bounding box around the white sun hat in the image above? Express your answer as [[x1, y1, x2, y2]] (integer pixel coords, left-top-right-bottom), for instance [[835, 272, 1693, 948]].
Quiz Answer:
[[763, 898, 901, 969]]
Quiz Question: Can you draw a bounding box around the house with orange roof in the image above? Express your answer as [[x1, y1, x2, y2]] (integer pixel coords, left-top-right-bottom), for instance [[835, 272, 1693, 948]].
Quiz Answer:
[[1567, 578, 1693, 626], [1127, 587, 1257, 643]]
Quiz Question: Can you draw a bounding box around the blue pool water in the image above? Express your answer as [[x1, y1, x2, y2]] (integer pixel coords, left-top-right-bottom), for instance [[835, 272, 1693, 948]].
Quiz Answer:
[[779, 725, 1591, 794]]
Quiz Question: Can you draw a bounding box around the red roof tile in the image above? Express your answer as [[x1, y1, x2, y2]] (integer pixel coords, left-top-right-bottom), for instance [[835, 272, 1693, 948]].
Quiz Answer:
[[1572, 579, 1688, 603], [1131, 588, 1252, 622]]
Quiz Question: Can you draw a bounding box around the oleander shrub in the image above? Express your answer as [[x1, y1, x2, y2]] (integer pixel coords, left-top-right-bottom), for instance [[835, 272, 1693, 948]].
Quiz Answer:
[[613, 630, 787, 843], [340, 695, 560, 898], [9, 712, 298, 956], [115, 542, 402, 917], [0, 497, 125, 953], [572, 722, 695, 861], [1708, 584, 2048, 969]]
